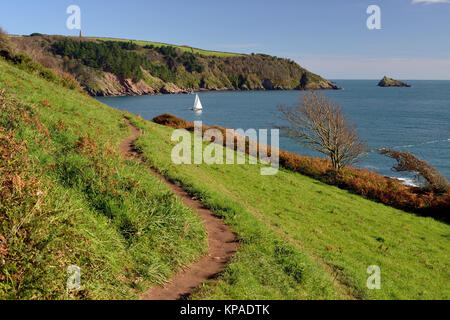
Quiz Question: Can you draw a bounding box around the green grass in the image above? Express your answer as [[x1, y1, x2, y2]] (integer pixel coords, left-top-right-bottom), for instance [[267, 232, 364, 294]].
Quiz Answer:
[[1, 54, 449, 300], [89, 37, 242, 57], [131, 118, 450, 300], [0, 58, 206, 299]]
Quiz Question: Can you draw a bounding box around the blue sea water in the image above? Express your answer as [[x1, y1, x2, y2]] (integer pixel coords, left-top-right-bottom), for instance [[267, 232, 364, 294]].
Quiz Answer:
[[97, 80, 450, 181]]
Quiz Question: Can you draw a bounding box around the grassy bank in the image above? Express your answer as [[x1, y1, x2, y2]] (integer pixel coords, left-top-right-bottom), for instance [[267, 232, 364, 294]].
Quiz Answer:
[[131, 118, 450, 300], [0, 57, 206, 299]]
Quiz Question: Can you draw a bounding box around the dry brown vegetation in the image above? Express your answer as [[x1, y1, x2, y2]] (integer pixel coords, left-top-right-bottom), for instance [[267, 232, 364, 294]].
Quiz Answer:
[[76, 135, 98, 156], [0, 110, 48, 292], [379, 148, 449, 194], [153, 113, 450, 221]]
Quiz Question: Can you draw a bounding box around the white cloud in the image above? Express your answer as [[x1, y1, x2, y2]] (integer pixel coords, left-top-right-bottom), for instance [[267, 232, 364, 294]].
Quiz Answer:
[[412, 0, 450, 4]]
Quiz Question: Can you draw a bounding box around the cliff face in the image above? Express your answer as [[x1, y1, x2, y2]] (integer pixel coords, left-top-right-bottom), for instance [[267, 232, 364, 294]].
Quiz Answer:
[[84, 72, 195, 97], [378, 76, 411, 88], [10, 35, 341, 96]]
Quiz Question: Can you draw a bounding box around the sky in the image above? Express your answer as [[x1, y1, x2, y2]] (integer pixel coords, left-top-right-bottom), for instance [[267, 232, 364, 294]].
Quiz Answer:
[[1, 0, 449, 79]]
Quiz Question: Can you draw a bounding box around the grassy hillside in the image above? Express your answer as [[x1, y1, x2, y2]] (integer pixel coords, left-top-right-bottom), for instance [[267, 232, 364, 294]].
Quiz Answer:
[[153, 114, 450, 222], [0, 52, 448, 300], [10, 34, 340, 96], [0, 57, 206, 299], [130, 118, 450, 300]]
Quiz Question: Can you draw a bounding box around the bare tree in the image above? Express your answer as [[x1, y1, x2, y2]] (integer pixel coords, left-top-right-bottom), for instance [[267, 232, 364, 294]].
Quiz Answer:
[[379, 148, 448, 193], [278, 91, 367, 171]]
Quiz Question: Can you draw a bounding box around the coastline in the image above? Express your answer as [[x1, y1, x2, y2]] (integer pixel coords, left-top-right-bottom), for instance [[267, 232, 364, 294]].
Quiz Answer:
[[88, 85, 342, 97], [96, 80, 450, 182]]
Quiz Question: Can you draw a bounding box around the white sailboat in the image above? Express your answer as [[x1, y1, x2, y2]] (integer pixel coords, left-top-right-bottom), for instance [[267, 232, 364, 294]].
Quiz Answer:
[[191, 94, 203, 111]]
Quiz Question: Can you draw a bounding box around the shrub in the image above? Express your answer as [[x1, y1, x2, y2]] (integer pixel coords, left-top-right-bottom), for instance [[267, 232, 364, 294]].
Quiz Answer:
[[156, 45, 178, 58], [117, 41, 139, 51], [0, 27, 12, 58], [52, 39, 149, 81], [153, 113, 192, 129], [0, 105, 50, 298], [178, 52, 205, 73], [59, 71, 80, 90], [2, 48, 81, 91], [39, 69, 58, 83], [379, 148, 449, 194], [11, 53, 32, 65]]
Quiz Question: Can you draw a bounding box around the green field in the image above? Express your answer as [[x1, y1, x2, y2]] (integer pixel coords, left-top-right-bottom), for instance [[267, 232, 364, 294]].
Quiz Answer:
[[131, 118, 450, 300], [89, 37, 242, 57], [0, 55, 449, 300]]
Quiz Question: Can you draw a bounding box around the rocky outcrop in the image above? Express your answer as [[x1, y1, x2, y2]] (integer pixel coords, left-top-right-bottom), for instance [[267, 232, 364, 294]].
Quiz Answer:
[[87, 72, 341, 96], [378, 76, 411, 88], [160, 82, 193, 94], [85, 73, 195, 96], [298, 72, 341, 90], [85, 73, 154, 96]]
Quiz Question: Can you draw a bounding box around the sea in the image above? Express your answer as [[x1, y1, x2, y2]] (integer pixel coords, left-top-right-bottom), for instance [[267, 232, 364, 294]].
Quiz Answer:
[[97, 80, 450, 182]]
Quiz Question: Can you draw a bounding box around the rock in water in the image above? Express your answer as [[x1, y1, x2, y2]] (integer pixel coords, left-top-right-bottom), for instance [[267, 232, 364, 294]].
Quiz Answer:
[[298, 72, 341, 90], [378, 76, 411, 87]]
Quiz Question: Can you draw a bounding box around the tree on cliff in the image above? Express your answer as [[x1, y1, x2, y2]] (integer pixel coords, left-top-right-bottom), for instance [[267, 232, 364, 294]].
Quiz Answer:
[[278, 92, 367, 171], [378, 148, 448, 193]]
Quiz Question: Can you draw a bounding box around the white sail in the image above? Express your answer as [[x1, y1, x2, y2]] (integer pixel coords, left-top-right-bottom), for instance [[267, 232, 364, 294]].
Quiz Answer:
[[193, 94, 203, 110]]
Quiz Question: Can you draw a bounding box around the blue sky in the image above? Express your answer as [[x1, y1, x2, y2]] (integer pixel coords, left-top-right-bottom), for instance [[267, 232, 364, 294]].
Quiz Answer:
[[1, 0, 449, 79]]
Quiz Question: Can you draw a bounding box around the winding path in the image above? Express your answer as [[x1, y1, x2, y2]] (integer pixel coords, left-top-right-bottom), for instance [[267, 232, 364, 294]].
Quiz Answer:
[[119, 119, 238, 300]]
